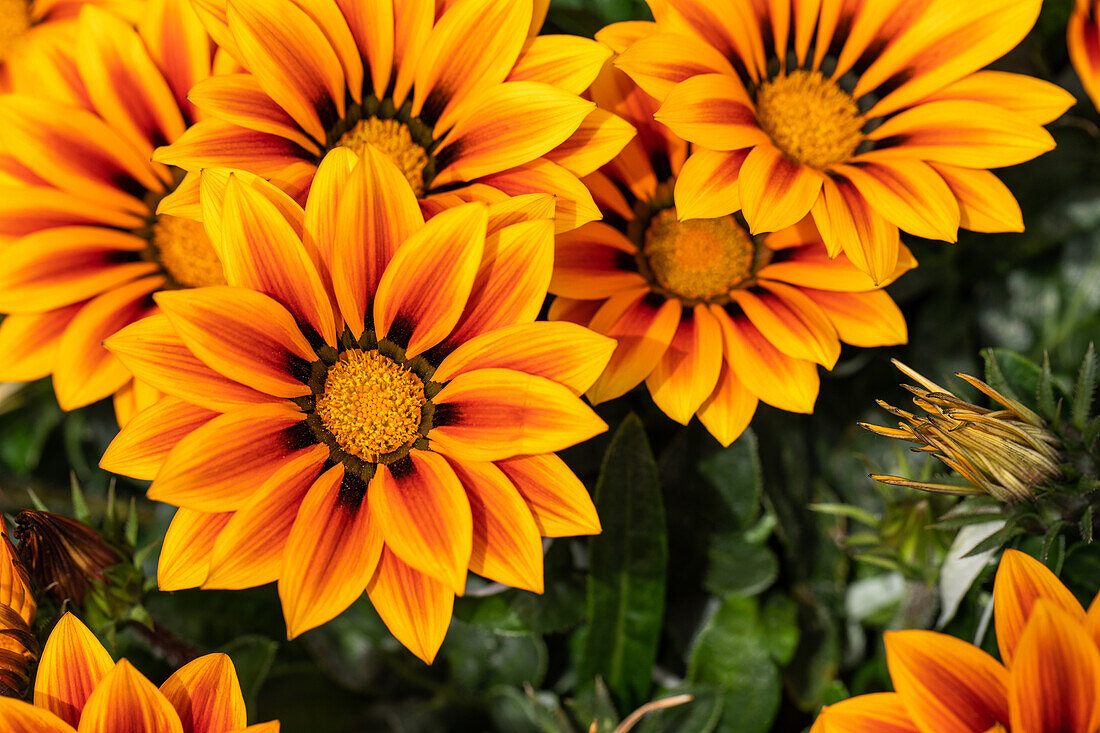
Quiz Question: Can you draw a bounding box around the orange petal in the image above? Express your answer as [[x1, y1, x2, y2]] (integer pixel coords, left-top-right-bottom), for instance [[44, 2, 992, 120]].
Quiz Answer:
[[654, 73, 768, 151], [924, 71, 1074, 126], [1008, 600, 1100, 733], [0, 698, 77, 732], [507, 35, 611, 95], [160, 653, 246, 733], [812, 693, 921, 733], [434, 322, 615, 396], [674, 148, 748, 221], [0, 187, 142, 239], [839, 158, 960, 243], [373, 203, 487, 358], [335, 0, 392, 99], [158, 509, 233, 591], [495, 453, 600, 537], [430, 368, 608, 462], [105, 313, 278, 413], [224, 0, 345, 145], [76, 6, 186, 156], [441, 219, 554, 347], [149, 403, 312, 512], [697, 361, 758, 447], [370, 452, 472, 594], [280, 464, 383, 638], [731, 283, 840, 369], [153, 119, 316, 185], [366, 547, 454, 664], [800, 289, 908, 348], [810, 175, 901, 284], [478, 158, 601, 233], [155, 287, 316, 399], [646, 304, 723, 424], [544, 107, 636, 179], [390, 0, 433, 108], [34, 613, 114, 728], [412, 0, 531, 132], [585, 290, 682, 405], [1070, 2, 1100, 112], [197, 167, 307, 259], [219, 174, 336, 345], [188, 74, 321, 155], [993, 548, 1086, 666], [755, 240, 916, 292], [550, 222, 645, 300], [301, 147, 358, 270], [447, 458, 544, 593], [100, 397, 217, 481], [54, 275, 162, 411], [0, 305, 83, 382], [931, 164, 1023, 234], [432, 82, 594, 186], [332, 145, 424, 338], [139, 0, 213, 120], [714, 307, 819, 414], [0, 524, 33, 626], [616, 32, 738, 102], [76, 659, 184, 733], [885, 629, 1009, 733], [0, 227, 154, 313], [203, 445, 328, 590], [738, 144, 824, 235]]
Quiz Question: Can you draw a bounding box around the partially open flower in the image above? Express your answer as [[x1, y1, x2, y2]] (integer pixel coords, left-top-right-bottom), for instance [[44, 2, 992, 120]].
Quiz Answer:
[[14, 510, 120, 607], [0, 521, 36, 698], [861, 360, 1061, 502]]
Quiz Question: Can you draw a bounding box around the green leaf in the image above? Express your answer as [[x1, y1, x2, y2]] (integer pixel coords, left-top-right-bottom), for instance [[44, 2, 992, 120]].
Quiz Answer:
[[1038, 352, 1057, 419], [70, 474, 92, 525], [636, 685, 724, 733], [687, 597, 780, 733], [809, 503, 880, 527], [704, 536, 778, 599], [219, 635, 277, 722], [698, 430, 763, 529], [578, 414, 668, 711], [566, 677, 620, 733], [1084, 415, 1100, 451], [983, 349, 1020, 403], [1080, 505, 1094, 543], [759, 596, 800, 666], [1073, 343, 1096, 430], [984, 348, 1043, 406]]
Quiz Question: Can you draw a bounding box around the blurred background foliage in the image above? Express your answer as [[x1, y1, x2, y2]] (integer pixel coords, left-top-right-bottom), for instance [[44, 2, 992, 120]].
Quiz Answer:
[[2, 0, 1099, 730]]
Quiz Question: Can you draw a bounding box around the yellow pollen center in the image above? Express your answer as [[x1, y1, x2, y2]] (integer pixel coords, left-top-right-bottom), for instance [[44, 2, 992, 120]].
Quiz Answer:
[[151, 215, 227, 288], [315, 350, 427, 461], [754, 70, 864, 169], [338, 118, 430, 196], [0, 0, 30, 60], [643, 208, 755, 302]]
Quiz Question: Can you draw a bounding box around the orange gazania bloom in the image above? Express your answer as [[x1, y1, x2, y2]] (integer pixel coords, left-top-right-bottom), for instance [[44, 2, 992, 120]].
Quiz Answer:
[[0, 0, 229, 425], [0, 613, 278, 732], [0, 521, 36, 697], [550, 25, 911, 446], [154, 0, 634, 231], [615, 0, 1074, 282], [813, 549, 1100, 733], [1070, 1, 1100, 110], [99, 147, 612, 663]]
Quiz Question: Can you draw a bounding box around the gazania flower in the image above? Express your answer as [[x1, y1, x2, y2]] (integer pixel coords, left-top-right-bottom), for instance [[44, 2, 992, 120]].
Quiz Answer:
[[0, 612, 278, 731], [550, 26, 911, 446], [99, 148, 612, 663], [0, 0, 227, 425], [813, 548, 1100, 733], [861, 360, 1061, 502], [14, 510, 121, 606], [154, 0, 634, 232], [1070, 1, 1100, 110], [615, 0, 1074, 282], [0, 521, 36, 698]]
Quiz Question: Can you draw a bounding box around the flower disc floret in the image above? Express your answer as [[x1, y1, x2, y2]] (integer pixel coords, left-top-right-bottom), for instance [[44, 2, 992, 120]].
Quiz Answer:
[[150, 215, 227, 289], [642, 208, 754, 302], [754, 70, 864, 169], [0, 0, 30, 59], [338, 118, 430, 196]]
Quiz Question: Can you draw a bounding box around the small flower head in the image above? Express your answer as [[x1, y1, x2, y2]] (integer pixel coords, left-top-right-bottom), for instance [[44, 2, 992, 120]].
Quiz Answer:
[[861, 360, 1061, 502]]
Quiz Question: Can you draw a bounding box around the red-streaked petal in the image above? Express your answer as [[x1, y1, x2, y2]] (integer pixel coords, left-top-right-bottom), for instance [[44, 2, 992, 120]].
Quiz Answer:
[[447, 458, 543, 592], [810, 175, 901, 284], [188, 74, 320, 154], [654, 74, 767, 151], [430, 368, 608, 462], [507, 34, 611, 95], [280, 464, 384, 638], [812, 694, 921, 733], [76, 659, 184, 733], [544, 107, 636, 179], [149, 403, 311, 512], [373, 203, 487, 358], [674, 148, 748, 221], [160, 654, 246, 733], [204, 446, 329, 590], [923, 71, 1074, 126], [755, 240, 917, 292], [885, 629, 1009, 733], [158, 509, 233, 591], [800, 288, 907, 348], [0, 305, 82, 382], [100, 397, 217, 481], [931, 164, 1023, 234], [550, 222, 645, 300], [646, 304, 723, 424], [714, 307, 819, 413], [697, 361, 758, 447], [370, 451, 472, 594], [839, 159, 960, 243], [616, 32, 738, 102], [0, 698, 77, 733], [155, 287, 316, 399], [495, 454, 600, 537], [738, 144, 824, 235], [736, 281, 841, 368], [34, 613, 114, 728], [477, 158, 601, 233], [993, 548, 1086, 666], [366, 547, 454, 664], [139, 0, 213, 120], [434, 322, 615, 396]]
